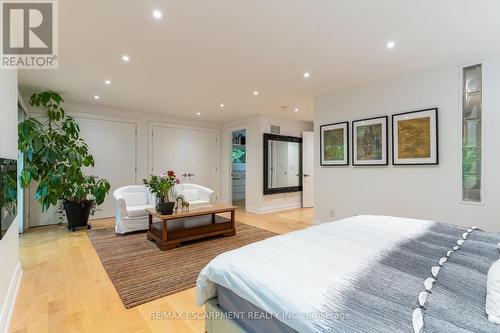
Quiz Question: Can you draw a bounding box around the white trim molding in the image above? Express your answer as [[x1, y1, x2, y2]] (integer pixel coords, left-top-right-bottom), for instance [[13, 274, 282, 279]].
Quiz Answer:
[[0, 262, 22, 333], [246, 202, 301, 214]]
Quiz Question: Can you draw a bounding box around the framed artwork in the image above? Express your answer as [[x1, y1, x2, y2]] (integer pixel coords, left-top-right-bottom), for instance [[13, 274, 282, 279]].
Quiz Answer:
[[352, 116, 388, 166], [320, 121, 349, 166], [392, 108, 438, 165]]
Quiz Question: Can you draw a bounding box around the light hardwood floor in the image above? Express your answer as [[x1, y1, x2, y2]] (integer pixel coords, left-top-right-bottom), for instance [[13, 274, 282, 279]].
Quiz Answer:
[[9, 208, 312, 333]]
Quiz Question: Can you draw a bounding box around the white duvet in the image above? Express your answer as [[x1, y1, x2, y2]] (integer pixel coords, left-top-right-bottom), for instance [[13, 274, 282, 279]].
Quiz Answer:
[[196, 215, 434, 332]]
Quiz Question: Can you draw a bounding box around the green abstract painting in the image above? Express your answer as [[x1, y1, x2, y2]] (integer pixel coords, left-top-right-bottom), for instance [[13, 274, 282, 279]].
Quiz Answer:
[[324, 128, 344, 161], [356, 124, 382, 160]]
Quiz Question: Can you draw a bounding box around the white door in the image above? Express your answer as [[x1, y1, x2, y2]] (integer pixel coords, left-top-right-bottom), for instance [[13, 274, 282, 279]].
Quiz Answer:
[[151, 125, 218, 194], [151, 126, 188, 176], [302, 131, 314, 208], [29, 117, 137, 226], [186, 128, 218, 191], [77, 117, 137, 219]]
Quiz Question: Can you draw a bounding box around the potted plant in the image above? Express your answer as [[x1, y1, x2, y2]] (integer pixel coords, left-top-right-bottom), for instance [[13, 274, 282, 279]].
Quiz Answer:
[[18, 90, 111, 231], [143, 170, 178, 214]]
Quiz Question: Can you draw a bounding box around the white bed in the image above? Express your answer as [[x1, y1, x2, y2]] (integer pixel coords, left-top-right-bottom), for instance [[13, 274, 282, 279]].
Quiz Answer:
[[196, 215, 500, 333]]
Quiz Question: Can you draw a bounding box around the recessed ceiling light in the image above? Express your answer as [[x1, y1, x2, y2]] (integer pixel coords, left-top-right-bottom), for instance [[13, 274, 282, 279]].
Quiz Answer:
[[220, 104, 225, 108], [104, 80, 111, 85], [152, 10, 162, 19], [303, 72, 310, 78], [253, 91, 259, 96], [386, 41, 396, 49], [294, 108, 299, 112], [93, 95, 100, 100], [196, 112, 201, 116], [121, 55, 130, 62]]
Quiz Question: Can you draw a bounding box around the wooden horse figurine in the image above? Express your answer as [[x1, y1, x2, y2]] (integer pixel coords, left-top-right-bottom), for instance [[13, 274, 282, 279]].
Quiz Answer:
[[175, 194, 190, 212]]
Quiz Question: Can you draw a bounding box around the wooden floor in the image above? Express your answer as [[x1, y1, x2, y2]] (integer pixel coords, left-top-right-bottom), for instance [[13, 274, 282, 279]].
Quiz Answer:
[[9, 208, 312, 333]]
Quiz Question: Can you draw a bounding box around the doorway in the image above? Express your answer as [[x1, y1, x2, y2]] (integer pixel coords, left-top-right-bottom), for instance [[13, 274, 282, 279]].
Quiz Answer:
[[302, 131, 314, 208], [231, 129, 246, 209]]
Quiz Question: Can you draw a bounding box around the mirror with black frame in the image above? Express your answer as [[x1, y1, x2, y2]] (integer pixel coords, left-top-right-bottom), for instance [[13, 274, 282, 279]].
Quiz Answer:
[[263, 133, 302, 195]]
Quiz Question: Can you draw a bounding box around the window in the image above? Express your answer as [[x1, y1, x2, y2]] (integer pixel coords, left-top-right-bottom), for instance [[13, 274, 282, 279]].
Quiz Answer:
[[462, 64, 482, 202]]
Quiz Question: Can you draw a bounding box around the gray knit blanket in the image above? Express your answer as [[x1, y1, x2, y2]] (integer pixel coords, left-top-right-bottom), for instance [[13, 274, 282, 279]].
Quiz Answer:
[[316, 223, 500, 333]]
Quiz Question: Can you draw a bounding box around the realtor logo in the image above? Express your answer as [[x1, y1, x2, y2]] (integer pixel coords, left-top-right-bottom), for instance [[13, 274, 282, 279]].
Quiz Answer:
[[1, 0, 58, 69]]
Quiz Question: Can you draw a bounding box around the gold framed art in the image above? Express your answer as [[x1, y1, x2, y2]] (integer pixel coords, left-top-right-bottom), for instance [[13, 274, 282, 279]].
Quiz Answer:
[[392, 108, 438, 165]]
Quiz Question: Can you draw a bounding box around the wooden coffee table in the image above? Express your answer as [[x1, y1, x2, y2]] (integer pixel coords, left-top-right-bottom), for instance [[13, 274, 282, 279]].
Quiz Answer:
[[146, 202, 237, 251]]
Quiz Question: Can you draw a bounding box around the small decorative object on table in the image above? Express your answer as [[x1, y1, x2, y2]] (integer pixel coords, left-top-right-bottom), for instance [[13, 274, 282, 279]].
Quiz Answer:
[[143, 170, 179, 215], [175, 194, 190, 212]]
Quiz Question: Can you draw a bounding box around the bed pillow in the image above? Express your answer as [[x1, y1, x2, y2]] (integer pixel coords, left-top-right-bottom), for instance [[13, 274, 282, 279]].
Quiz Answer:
[[486, 243, 500, 324]]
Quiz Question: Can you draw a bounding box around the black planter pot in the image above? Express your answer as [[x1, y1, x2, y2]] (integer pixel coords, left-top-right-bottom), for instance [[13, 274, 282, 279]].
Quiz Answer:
[[63, 200, 93, 232], [156, 201, 175, 215]]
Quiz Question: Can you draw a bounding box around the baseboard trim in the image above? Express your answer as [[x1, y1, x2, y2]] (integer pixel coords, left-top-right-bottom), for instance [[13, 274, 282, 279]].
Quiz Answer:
[[0, 262, 22, 333], [246, 203, 302, 214]]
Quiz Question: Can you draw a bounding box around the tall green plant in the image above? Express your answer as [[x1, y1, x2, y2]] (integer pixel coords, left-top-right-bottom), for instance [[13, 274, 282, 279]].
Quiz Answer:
[[18, 91, 110, 211]]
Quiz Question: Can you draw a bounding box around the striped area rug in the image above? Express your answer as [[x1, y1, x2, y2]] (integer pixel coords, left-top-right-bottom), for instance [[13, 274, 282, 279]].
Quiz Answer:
[[87, 222, 276, 308]]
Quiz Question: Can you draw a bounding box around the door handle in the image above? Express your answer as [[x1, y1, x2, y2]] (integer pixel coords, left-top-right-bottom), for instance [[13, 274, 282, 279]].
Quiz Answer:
[[303, 174, 310, 177]]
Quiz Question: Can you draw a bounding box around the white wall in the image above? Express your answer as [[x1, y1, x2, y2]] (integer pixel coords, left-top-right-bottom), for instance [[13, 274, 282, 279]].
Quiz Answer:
[[22, 100, 223, 225], [0, 70, 22, 333], [314, 56, 500, 231], [221, 115, 313, 213], [53, 101, 222, 185], [25, 99, 314, 216]]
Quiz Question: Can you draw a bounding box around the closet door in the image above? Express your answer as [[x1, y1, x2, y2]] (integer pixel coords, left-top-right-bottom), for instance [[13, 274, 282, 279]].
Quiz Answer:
[[150, 125, 219, 194], [77, 117, 137, 220], [186, 128, 218, 192], [151, 125, 188, 176], [29, 116, 137, 226]]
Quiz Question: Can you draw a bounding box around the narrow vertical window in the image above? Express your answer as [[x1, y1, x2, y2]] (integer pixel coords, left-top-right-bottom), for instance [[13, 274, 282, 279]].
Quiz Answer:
[[462, 64, 482, 202]]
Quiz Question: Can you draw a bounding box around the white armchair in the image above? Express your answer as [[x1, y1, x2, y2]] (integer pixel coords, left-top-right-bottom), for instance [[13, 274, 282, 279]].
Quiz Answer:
[[113, 185, 156, 234], [113, 183, 215, 235], [176, 183, 215, 204]]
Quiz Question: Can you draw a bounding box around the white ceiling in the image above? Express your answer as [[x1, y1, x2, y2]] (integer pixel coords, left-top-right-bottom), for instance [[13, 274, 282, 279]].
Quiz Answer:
[[19, 0, 500, 123]]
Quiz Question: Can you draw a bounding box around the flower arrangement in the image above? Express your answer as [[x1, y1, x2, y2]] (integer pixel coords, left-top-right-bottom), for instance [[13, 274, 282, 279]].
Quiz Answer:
[[143, 170, 179, 203], [143, 170, 180, 214]]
